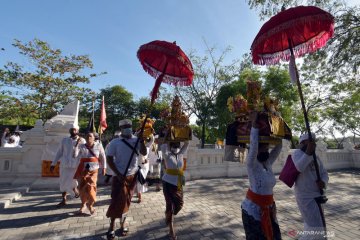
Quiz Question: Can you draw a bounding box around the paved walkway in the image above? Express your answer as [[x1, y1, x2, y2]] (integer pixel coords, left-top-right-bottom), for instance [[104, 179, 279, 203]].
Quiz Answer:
[[0, 170, 359, 240]]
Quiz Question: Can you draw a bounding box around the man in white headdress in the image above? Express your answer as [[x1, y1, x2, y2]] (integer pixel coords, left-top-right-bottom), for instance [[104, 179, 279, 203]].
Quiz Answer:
[[292, 132, 329, 240], [106, 119, 147, 239], [50, 125, 86, 207]]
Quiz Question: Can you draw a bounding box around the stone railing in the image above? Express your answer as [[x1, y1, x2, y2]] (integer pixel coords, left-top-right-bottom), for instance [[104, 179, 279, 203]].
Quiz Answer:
[[0, 120, 359, 186], [185, 137, 360, 180]]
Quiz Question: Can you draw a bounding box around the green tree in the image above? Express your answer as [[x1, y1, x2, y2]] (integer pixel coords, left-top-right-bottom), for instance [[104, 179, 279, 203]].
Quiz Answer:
[[247, 0, 360, 139], [0, 39, 104, 124], [326, 78, 360, 139], [262, 66, 299, 125], [214, 67, 260, 139], [175, 43, 241, 148], [133, 97, 171, 133], [96, 85, 136, 135]]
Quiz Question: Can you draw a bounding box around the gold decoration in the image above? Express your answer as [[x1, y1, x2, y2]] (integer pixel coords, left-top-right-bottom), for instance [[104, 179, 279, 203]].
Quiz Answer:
[[227, 94, 248, 121], [161, 95, 191, 142], [246, 80, 261, 111], [139, 114, 155, 138], [167, 96, 189, 127], [264, 96, 280, 114]]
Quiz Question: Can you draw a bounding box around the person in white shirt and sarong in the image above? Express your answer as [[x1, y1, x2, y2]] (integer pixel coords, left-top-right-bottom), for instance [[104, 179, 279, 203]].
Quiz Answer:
[[292, 133, 329, 240], [161, 140, 189, 240], [105, 119, 147, 239], [148, 137, 162, 191], [73, 132, 107, 215], [134, 134, 155, 203], [50, 127, 85, 207]]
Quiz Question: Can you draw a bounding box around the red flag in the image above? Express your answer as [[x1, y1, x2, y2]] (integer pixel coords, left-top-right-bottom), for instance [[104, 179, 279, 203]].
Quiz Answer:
[[99, 96, 107, 133]]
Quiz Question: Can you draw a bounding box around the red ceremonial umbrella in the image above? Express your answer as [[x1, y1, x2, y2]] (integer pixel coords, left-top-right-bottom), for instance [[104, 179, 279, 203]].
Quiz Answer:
[[123, 41, 193, 174], [137, 40, 194, 104], [251, 5, 334, 232], [251, 6, 334, 65]]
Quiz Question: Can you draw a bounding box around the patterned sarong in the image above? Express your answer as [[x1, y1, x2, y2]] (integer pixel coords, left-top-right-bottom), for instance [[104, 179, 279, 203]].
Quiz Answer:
[[106, 175, 136, 218], [76, 157, 99, 208], [78, 169, 98, 207], [242, 206, 282, 240], [162, 181, 184, 216]]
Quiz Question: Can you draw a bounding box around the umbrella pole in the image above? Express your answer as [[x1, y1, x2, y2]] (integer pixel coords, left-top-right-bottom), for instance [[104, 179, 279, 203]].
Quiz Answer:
[[122, 109, 152, 181], [288, 45, 324, 194], [288, 41, 328, 234], [124, 62, 168, 176]]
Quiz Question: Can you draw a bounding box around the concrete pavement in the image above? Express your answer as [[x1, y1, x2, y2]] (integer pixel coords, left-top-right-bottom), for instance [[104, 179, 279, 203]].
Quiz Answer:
[[0, 170, 359, 240]]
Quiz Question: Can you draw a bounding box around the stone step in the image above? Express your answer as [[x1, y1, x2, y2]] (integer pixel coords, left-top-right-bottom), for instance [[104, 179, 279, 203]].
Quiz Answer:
[[0, 186, 29, 209]]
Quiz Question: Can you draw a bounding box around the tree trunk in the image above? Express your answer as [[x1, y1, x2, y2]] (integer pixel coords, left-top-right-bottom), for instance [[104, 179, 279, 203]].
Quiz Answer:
[[201, 121, 206, 149]]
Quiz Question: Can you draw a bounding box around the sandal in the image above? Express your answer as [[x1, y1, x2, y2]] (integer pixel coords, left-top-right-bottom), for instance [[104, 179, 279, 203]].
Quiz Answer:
[[86, 203, 96, 215], [169, 234, 177, 240], [73, 188, 80, 198], [56, 201, 67, 208], [90, 207, 96, 215], [75, 210, 85, 215], [106, 230, 115, 240], [119, 227, 129, 236]]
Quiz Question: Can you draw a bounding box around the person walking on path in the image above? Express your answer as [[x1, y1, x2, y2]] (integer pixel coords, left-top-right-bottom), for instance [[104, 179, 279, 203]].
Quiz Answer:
[[292, 133, 329, 240], [50, 127, 85, 207], [161, 140, 189, 240], [148, 136, 162, 191], [73, 132, 107, 215], [134, 134, 154, 203], [241, 111, 283, 240], [105, 119, 147, 239]]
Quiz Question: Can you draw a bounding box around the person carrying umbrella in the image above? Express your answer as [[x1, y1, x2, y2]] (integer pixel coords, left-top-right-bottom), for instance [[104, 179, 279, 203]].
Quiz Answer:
[[105, 119, 147, 239], [250, 6, 335, 233], [292, 133, 328, 239]]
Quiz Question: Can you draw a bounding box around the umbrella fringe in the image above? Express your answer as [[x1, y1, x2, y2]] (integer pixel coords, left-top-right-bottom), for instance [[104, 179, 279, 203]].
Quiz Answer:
[[255, 30, 332, 65], [252, 13, 334, 65], [142, 62, 192, 86]]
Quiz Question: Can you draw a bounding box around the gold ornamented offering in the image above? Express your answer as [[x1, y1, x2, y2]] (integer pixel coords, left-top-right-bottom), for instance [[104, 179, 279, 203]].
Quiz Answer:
[[246, 80, 261, 111]]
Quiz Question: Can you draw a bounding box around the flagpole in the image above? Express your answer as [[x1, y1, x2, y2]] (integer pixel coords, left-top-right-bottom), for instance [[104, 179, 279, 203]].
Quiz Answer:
[[98, 95, 107, 143], [99, 96, 102, 143], [92, 97, 95, 133]]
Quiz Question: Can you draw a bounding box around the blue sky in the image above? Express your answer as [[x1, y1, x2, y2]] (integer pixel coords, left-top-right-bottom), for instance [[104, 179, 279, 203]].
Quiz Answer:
[[0, 0, 264, 99]]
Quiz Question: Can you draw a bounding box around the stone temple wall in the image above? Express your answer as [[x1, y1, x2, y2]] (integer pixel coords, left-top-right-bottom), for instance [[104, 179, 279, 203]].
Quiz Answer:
[[0, 101, 359, 187], [0, 100, 80, 187]]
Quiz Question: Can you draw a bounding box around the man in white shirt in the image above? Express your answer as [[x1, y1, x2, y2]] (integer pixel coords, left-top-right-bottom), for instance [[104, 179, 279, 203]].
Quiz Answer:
[[3, 136, 20, 148], [13, 131, 22, 147], [106, 119, 147, 239], [50, 127, 85, 207], [292, 133, 329, 240]]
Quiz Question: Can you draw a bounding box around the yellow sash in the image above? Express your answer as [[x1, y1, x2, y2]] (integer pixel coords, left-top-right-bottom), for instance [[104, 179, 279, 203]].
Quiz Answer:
[[165, 168, 184, 190]]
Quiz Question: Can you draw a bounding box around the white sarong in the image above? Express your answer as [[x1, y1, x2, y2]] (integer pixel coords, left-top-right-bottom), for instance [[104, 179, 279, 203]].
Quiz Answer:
[[59, 166, 78, 195]]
